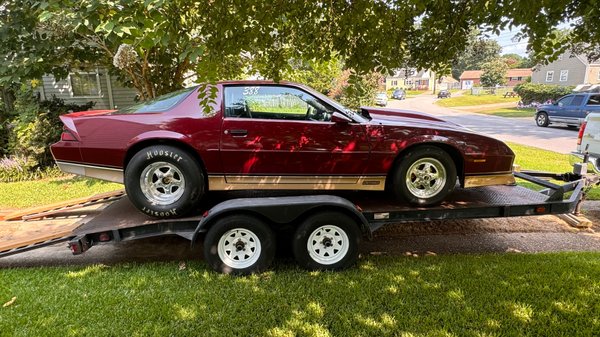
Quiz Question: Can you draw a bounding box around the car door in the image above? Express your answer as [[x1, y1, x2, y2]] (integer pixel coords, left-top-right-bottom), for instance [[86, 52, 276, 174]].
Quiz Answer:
[[219, 84, 370, 188], [551, 95, 574, 123], [563, 95, 586, 125]]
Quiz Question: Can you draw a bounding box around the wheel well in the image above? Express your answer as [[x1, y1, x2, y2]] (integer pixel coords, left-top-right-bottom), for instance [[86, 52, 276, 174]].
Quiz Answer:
[[387, 143, 465, 187], [124, 139, 208, 184]]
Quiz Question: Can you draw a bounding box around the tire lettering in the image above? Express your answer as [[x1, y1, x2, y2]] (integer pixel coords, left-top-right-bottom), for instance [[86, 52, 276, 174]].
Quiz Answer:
[[153, 150, 158, 156], [146, 151, 153, 159], [159, 150, 164, 155]]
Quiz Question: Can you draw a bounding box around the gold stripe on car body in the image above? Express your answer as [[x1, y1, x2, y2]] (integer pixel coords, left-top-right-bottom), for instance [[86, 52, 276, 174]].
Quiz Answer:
[[463, 173, 515, 188], [208, 175, 387, 191]]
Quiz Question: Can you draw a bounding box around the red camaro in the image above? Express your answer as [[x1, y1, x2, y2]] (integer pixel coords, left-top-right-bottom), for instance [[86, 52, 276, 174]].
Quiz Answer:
[[51, 81, 515, 217]]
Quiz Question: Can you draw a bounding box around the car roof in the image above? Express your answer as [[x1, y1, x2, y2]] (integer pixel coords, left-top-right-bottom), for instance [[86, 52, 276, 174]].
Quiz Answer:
[[217, 80, 298, 86]]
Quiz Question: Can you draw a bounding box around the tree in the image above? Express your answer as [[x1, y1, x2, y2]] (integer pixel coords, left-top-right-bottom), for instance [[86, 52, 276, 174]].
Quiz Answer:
[[480, 59, 508, 87], [451, 31, 502, 80], [501, 53, 524, 69], [282, 58, 343, 95]]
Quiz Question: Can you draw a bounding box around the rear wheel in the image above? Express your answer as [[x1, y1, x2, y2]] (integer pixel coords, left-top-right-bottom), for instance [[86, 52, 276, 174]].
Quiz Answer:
[[125, 145, 204, 218], [204, 215, 276, 275], [536, 112, 549, 127], [292, 211, 361, 271], [392, 146, 457, 205]]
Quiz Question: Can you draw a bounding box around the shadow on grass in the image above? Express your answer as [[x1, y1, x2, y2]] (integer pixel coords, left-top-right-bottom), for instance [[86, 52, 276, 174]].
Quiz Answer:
[[47, 175, 121, 189], [1, 253, 599, 336]]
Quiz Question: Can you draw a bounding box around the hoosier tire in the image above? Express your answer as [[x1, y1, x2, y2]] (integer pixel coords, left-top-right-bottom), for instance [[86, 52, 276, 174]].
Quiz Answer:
[[292, 211, 361, 271], [125, 145, 205, 218], [204, 215, 276, 275]]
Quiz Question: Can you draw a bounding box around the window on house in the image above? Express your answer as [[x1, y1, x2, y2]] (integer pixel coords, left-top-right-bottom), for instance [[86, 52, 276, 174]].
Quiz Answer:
[[70, 73, 101, 97], [559, 70, 569, 82], [545, 71, 554, 82], [392, 80, 398, 86], [597, 71, 600, 81]]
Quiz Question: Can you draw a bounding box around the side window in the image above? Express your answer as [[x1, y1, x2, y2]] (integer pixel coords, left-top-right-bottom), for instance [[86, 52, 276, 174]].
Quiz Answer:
[[570, 95, 585, 106], [224, 86, 333, 121], [587, 95, 600, 106], [557, 95, 573, 107]]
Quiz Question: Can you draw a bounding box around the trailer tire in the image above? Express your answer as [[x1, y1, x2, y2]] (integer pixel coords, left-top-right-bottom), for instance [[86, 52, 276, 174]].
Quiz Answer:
[[125, 145, 204, 218], [292, 211, 361, 271], [204, 215, 276, 275], [393, 146, 457, 205]]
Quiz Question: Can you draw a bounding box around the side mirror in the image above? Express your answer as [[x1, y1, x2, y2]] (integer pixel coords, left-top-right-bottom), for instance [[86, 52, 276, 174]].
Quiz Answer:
[[331, 112, 352, 124]]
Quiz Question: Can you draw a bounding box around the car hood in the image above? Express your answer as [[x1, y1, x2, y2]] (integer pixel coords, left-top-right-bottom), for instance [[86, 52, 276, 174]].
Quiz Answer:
[[362, 107, 470, 132]]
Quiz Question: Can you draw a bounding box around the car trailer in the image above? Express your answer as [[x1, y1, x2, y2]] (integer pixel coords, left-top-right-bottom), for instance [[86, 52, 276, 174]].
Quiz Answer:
[[0, 169, 596, 275]]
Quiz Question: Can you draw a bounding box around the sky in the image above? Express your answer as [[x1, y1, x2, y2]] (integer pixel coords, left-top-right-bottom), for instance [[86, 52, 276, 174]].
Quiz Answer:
[[491, 27, 528, 56]]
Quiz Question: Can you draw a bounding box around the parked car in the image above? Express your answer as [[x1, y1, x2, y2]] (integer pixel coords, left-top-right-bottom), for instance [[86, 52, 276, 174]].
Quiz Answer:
[[51, 81, 516, 218], [535, 93, 600, 127], [375, 92, 388, 106], [571, 112, 600, 173], [391, 89, 406, 100], [437, 90, 451, 98]]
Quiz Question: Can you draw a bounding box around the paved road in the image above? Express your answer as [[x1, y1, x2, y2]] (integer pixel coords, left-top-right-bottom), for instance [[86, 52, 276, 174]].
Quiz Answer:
[[387, 95, 578, 154]]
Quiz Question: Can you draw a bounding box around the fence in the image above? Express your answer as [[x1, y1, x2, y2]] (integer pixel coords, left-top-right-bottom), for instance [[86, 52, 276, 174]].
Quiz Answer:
[[470, 86, 515, 96]]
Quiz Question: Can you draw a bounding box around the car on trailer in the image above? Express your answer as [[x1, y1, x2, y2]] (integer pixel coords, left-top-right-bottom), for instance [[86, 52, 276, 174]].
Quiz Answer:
[[51, 81, 516, 219]]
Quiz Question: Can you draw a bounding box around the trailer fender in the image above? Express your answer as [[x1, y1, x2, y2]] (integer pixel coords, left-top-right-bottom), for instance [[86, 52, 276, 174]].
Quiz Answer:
[[191, 195, 371, 245]]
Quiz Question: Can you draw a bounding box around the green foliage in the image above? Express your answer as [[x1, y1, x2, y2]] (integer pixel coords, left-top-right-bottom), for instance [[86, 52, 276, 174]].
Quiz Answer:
[[9, 88, 94, 168], [0, 155, 62, 183], [282, 58, 343, 95], [329, 71, 381, 110], [480, 59, 508, 87], [452, 31, 502, 80], [514, 83, 574, 104]]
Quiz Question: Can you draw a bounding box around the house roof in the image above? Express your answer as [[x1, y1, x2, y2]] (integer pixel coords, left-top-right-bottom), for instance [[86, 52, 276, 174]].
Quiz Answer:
[[507, 68, 533, 77], [459, 70, 482, 80], [459, 68, 532, 80]]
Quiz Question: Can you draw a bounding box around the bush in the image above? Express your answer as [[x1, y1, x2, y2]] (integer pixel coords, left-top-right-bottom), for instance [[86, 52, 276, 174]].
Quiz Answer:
[[10, 88, 94, 168], [0, 155, 62, 182], [514, 83, 574, 104]]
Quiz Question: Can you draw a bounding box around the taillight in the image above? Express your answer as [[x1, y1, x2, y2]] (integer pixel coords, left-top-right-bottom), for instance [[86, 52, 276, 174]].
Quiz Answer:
[[577, 122, 587, 145], [61, 129, 78, 141]]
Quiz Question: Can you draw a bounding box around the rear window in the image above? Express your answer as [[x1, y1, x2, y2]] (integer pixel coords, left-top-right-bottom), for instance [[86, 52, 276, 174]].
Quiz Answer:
[[116, 87, 196, 114]]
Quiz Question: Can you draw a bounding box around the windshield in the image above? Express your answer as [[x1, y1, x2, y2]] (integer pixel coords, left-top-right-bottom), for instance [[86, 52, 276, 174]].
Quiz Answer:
[[377, 93, 387, 98], [116, 86, 196, 114]]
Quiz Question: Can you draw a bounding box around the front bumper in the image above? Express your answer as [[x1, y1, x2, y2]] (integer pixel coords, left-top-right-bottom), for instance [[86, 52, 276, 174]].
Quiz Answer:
[[570, 151, 600, 174]]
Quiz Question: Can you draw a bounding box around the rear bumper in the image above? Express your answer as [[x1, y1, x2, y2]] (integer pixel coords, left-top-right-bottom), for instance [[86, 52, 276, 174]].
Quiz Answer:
[[56, 161, 124, 183], [570, 151, 600, 174]]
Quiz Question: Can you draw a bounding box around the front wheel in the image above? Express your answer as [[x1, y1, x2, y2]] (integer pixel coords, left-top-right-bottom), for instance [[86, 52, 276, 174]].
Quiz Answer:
[[392, 146, 457, 205], [292, 211, 361, 271], [204, 215, 276, 275], [125, 145, 205, 218], [536, 112, 549, 127]]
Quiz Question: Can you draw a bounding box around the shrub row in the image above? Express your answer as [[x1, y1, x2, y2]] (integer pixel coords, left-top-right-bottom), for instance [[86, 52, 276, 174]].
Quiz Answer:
[[514, 83, 574, 104], [0, 155, 62, 182]]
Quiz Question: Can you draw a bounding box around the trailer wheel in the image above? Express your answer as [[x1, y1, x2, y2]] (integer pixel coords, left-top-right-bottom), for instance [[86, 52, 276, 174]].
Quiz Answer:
[[292, 211, 361, 271], [204, 215, 275, 275], [393, 146, 457, 205]]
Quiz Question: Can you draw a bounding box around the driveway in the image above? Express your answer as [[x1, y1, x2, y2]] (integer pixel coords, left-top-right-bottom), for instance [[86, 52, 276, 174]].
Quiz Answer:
[[387, 95, 577, 154]]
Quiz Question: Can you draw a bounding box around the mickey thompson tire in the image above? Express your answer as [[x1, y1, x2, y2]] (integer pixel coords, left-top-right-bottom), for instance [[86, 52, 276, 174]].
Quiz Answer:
[[392, 145, 457, 206], [125, 145, 205, 218]]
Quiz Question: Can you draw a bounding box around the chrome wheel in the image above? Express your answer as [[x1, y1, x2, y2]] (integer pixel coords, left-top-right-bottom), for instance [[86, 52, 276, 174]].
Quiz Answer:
[[140, 161, 185, 205], [307, 225, 349, 265], [217, 228, 261, 269], [405, 157, 447, 199]]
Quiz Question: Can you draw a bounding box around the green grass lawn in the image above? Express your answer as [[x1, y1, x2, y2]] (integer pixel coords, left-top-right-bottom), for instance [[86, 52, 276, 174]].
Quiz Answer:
[[0, 176, 121, 209], [405, 90, 428, 97], [473, 107, 536, 118], [436, 93, 520, 107], [1, 253, 598, 336]]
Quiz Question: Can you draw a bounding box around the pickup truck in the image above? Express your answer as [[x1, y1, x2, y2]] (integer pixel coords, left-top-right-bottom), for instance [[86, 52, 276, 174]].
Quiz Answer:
[[535, 93, 600, 127], [571, 112, 600, 173]]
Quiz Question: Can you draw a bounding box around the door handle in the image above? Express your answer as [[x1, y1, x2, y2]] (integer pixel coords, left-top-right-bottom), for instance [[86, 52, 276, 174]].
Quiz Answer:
[[228, 129, 248, 137]]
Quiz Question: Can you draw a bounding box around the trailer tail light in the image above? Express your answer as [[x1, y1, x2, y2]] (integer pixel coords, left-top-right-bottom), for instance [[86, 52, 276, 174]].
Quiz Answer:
[[98, 232, 111, 242], [577, 122, 587, 145], [69, 241, 82, 254]]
